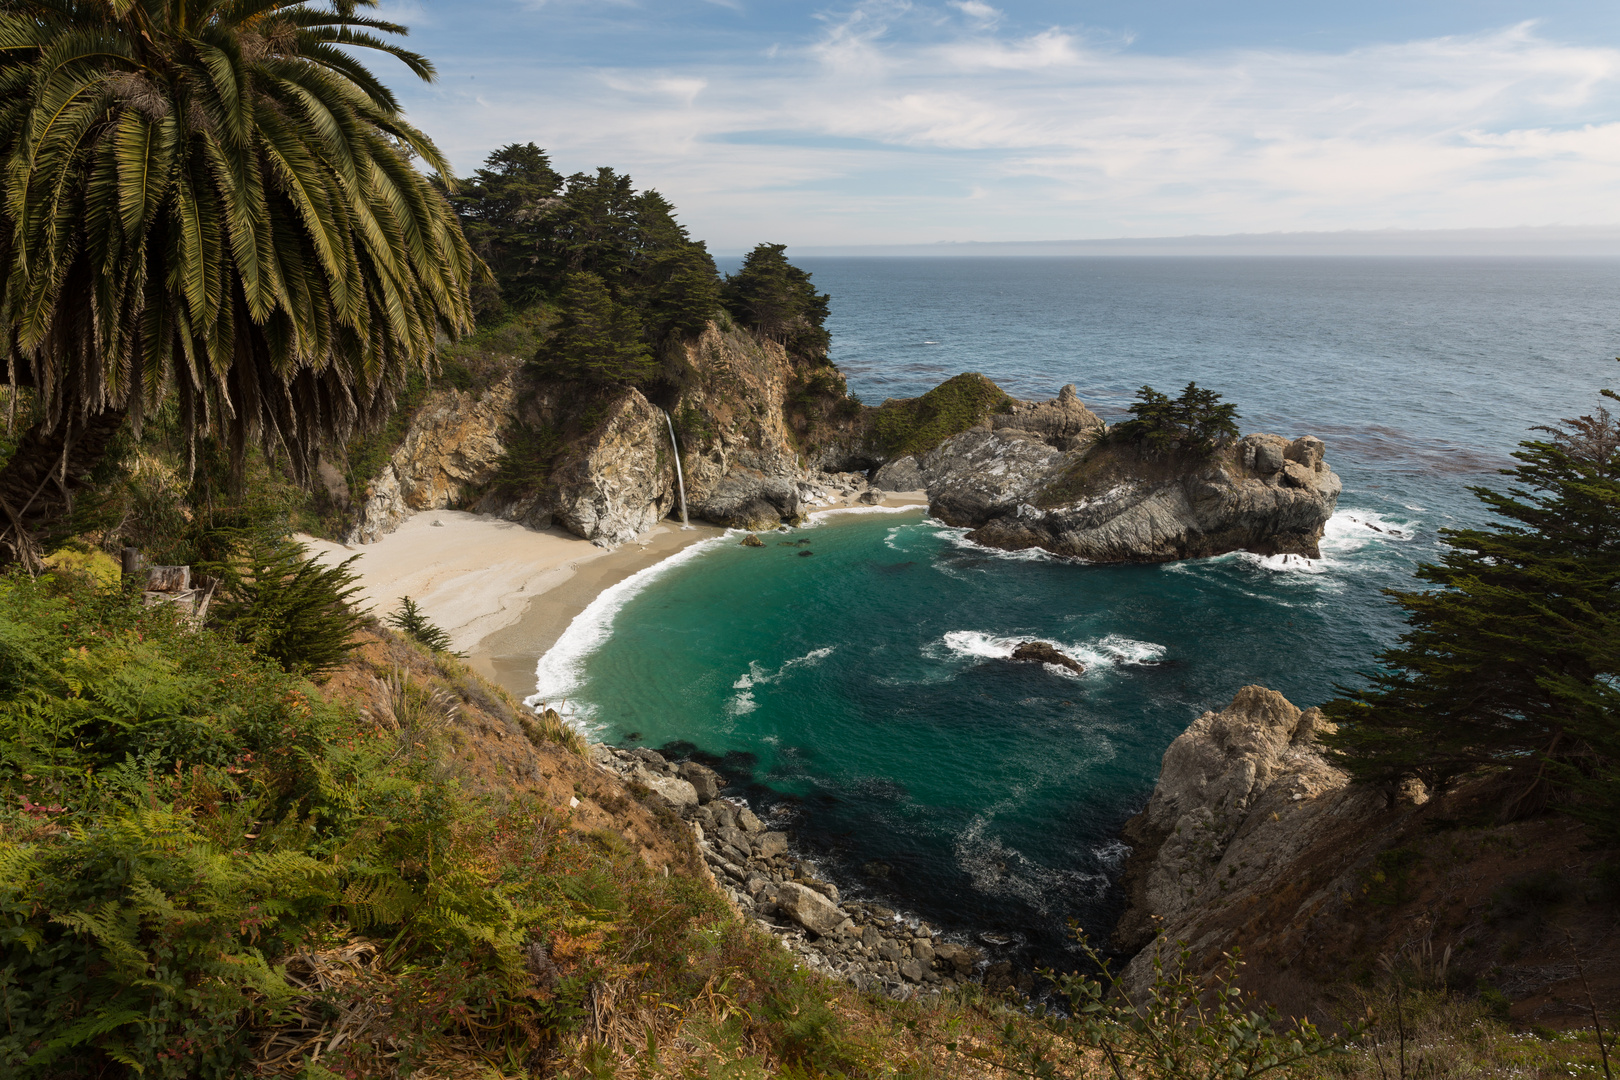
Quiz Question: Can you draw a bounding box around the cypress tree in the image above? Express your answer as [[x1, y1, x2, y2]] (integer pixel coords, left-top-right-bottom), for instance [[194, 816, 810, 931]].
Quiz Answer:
[[530, 272, 656, 387], [1323, 401, 1620, 812]]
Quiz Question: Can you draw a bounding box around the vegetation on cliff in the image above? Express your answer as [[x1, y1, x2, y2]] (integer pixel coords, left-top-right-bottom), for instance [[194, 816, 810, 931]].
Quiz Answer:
[[1324, 397, 1620, 834], [1106, 383, 1242, 457], [872, 373, 1014, 459]]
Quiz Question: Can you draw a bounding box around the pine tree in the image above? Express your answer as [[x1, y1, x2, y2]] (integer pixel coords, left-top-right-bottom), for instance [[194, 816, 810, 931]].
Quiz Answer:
[[1109, 383, 1240, 455], [1323, 403, 1620, 808]]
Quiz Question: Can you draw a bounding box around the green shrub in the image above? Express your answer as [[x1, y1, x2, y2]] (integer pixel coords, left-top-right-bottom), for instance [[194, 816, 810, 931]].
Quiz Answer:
[[872, 373, 1013, 458], [206, 539, 366, 678], [386, 596, 459, 655]]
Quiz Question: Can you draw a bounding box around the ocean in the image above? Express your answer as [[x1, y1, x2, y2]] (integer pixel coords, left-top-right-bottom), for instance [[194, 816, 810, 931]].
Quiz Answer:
[[531, 257, 1620, 968]]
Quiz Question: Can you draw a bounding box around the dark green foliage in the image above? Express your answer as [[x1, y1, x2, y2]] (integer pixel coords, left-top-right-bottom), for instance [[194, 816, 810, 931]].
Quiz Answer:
[[444, 143, 567, 317], [872, 373, 1013, 458], [722, 243, 831, 361], [487, 420, 564, 498], [448, 149, 721, 349], [387, 596, 458, 655], [1323, 403, 1620, 809], [1108, 382, 1241, 456], [529, 272, 658, 387], [206, 539, 367, 679]]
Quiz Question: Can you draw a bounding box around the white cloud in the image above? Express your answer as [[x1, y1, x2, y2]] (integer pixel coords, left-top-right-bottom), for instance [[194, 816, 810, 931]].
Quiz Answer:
[[400, 12, 1620, 247], [949, 0, 1001, 28]]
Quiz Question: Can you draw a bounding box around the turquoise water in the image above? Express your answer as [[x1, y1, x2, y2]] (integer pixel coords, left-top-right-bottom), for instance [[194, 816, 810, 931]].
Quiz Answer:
[[536, 257, 1620, 965]]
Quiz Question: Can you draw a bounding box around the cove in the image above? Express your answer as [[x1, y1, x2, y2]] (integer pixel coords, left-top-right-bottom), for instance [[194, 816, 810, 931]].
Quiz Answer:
[[534, 502, 1417, 967]]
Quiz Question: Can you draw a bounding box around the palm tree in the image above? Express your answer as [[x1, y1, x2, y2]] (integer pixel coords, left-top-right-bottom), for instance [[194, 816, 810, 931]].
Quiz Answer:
[[0, 0, 475, 566]]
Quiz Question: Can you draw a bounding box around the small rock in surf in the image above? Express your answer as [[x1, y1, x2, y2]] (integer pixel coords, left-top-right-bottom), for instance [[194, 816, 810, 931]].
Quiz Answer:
[[1009, 641, 1084, 675]]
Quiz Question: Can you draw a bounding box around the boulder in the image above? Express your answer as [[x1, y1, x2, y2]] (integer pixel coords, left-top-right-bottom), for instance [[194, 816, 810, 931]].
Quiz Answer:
[[873, 455, 926, 492], [1286, 435, 1326, 470], [630, 747, 670, 771], [677, 761, 723, 802], [736, 806, 766, 834], [753, 831, 790, 859], [634, 767, 699, 809], [911, 940, 935, 963], [777, 881, 845, 936], [1010, 641, 1084, 675], [858, 489, 885, 505], [898, 958, 927, 983], [692, 467, 802, 530], [740, 533, 766, 547]]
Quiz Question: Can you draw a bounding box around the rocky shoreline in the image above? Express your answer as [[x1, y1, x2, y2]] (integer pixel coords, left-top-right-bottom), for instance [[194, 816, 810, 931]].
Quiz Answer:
[[587, 743, 1037, 999]]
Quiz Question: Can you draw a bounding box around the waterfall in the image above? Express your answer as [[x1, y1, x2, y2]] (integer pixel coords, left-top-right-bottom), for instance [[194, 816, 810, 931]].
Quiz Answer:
[[662, 410, 690, 528]]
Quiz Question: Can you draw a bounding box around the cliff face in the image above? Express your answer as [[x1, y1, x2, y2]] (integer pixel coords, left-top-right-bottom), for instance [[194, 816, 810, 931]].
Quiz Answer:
[[347, 354, 1335, 565], [349, 378, 518, 543], [1109, 688, 1620, 1024], [878, 386, 1341, 563], [347, 321, 873, 546], [1111, 688, 1378, 967]]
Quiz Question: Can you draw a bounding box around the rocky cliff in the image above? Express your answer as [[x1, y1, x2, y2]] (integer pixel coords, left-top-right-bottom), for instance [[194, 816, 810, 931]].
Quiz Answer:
[[1108, 688, 1620, 1023], [346, 341, 1336, 564], [346, 320, 873, 546], [878, 386, 1341, 563]]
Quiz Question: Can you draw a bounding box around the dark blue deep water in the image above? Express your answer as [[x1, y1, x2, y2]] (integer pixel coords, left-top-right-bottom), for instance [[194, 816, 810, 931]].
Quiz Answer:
[[535, 258, 1620, 966]]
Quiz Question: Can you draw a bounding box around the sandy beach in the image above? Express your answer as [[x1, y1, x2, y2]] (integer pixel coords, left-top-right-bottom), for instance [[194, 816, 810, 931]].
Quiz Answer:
[[302, 490, 928, 705], [298, 511, 714, 669]]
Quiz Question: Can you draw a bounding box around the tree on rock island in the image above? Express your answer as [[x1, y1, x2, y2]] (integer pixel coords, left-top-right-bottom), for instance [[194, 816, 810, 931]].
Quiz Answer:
[[0, 0, 475, 567], [1324, 393, 1620, 829]]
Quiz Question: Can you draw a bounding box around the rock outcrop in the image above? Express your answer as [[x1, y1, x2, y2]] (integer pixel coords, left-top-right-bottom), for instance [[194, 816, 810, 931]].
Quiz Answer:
[[543, 388, 677, 545], [1110, 687, 1411, 998], [589, 742, 997, 999], [884, 384, 1340, 563], [350, 378, 517, 543], [350, 344, 1335, 563]]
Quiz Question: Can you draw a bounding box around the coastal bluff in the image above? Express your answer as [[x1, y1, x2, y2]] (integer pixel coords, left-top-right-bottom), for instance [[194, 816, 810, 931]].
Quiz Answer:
[[1109, 688, 1620, 1024], [344, 334, 1338, 566]]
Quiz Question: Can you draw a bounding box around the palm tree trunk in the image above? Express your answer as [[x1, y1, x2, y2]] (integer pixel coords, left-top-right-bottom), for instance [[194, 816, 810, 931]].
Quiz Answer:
[[0, 409, 127, 570]]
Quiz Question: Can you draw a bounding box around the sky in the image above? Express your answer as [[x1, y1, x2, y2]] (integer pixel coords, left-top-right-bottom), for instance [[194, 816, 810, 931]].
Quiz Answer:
[[372, 0, 1620, 251]]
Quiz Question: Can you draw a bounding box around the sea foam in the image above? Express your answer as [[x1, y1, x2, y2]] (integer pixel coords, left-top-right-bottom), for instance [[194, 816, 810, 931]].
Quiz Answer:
[[933, 630, 1165, 674], [527, 534, 732, 733], [727, 647, 836, 717]]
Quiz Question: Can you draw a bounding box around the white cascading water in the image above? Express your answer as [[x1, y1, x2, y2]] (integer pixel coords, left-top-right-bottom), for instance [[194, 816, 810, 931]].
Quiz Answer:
[[663, 410, 690, 528]]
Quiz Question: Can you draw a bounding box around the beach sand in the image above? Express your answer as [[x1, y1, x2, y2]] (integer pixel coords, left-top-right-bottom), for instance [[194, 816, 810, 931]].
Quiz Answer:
[[301, 490, 929, 706]]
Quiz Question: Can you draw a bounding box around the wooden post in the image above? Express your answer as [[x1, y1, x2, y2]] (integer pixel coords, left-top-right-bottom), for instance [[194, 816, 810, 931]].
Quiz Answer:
[[120, 546, 143, 580], [145, 565, 191, 593]]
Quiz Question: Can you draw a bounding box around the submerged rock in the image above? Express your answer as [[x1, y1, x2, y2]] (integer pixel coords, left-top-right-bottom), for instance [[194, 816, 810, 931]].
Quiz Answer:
[[1010, 641, 1085, 675]]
